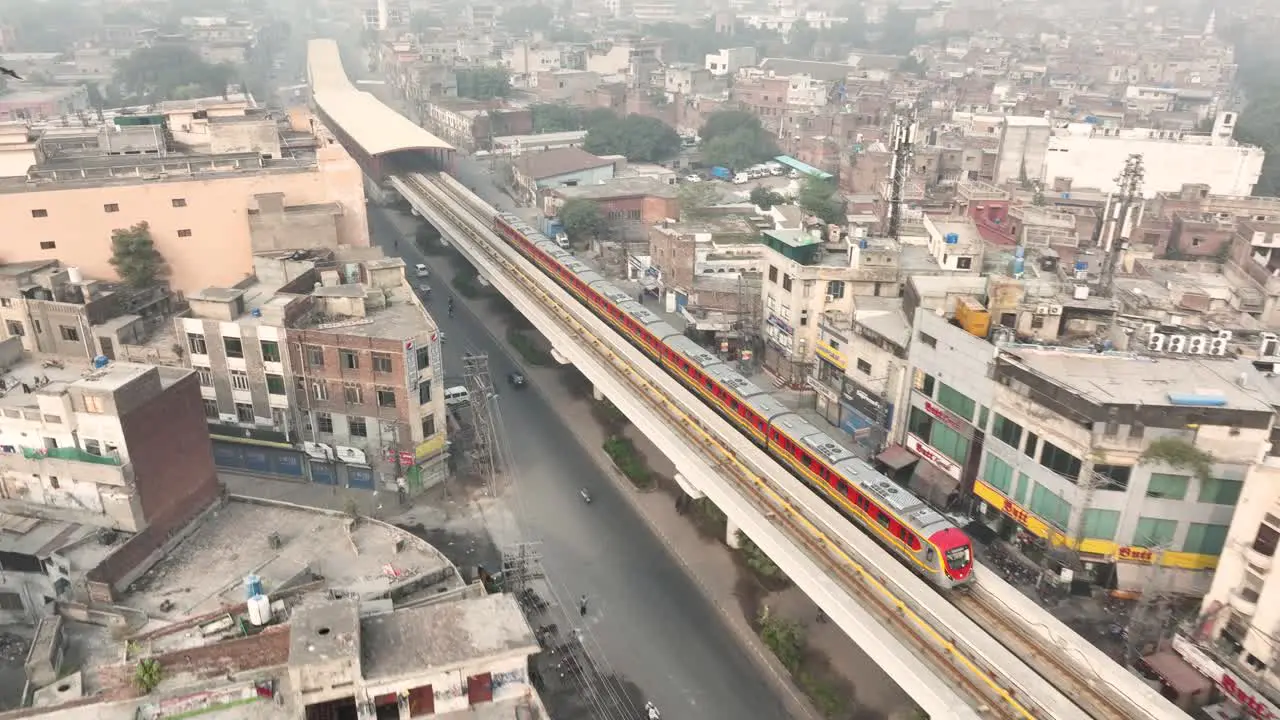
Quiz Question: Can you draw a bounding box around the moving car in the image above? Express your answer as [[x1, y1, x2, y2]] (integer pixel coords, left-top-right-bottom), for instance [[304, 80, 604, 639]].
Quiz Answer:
[[508, 370, 527, 388], [415, 263, 430, 278]]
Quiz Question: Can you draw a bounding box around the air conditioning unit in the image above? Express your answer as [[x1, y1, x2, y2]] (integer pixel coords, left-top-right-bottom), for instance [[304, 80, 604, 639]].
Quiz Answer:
[[1047, 305, 1063, 315], [1149, 332, 1167, 351], [1210, 337, 1229, 356], [1035, 305, 1050, 315], [1168, 335, 1188, 354], [1188, 336, 1208, 354]]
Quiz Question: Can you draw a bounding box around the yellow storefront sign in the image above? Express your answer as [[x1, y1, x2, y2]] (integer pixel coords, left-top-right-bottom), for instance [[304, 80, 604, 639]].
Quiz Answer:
[[972, 479, 1219, 570], [415, 433, 447, 461], [814, 342, 846, 370]]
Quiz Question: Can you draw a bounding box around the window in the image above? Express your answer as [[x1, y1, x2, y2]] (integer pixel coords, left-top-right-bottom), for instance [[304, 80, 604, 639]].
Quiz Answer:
[[340, 349, 359, 369], [1030, 315, 1045, 330], [936, 383, 975, 421], [316, 412, 333, 434], [48, 476, 59, 489], [826, 280, 845, 299], [188, 333, 207, 355], [59, 325, 80, 342], [373, 352, 393, 373], [0, 592, 23, 611], [230, 370, 250, 391], [422, 414, 436, 437], [419, 380, 432, 404], [177, 229, 192, 238], [172, 198, 187, 207], [417, 345, 431, 369], [223, 337, 244, 359], [32, 319, 40, 334], [266, 374, 286, 395], [196, 368, 213, 386], [1254, 521, 1279, 557], [768, 265, 778, 283], [311, 382, 328, 401], [1024, 431, 1039, 459], [956, 256, 972, 270], [1039, 441, 1082, 481], [5, 321, 22, 337], [103, 203, 119, 213], [856, 358, 872, 374], [1029, 483, 1071, 530], [929, 422, 970, 465], [918, 332, 936, 348], [83, 395, 106, 413], [983, 452, 1013, 494], [377, 387, 396, 407], [1080, 509, 1120, 541], [908, 406, 932, 439], [235, 403, 254, 422], [202, 398, 219, 418], [1093, 464, 1132, 491], [1145, 473, 1189, 500], [31, 209, 47, 218], [1199, 477, 1243, 506], [918, 372, 935, 397], [349, 417, 368, 437], [782, 274, 793, 292], [305, 345, 324, 368], [992, 413, 1022, 448], [1133, 517, 1177, 547], [40, 241, 56, 250], [260, 340, 280, 362], [344, 384, 363, 404], [1183, 523, 1229, 555]]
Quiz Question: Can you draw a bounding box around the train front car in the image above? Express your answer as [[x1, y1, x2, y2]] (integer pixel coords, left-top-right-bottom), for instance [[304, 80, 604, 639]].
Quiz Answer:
[[929, 527, 975, 588]]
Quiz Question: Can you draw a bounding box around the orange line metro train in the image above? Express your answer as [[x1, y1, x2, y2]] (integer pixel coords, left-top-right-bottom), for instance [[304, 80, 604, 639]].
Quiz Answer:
[[492, 212, 974, 589]]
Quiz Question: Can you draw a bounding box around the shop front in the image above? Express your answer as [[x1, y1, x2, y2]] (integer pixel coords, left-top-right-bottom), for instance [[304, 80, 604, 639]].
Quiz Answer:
[[208, 423, 306, 479]]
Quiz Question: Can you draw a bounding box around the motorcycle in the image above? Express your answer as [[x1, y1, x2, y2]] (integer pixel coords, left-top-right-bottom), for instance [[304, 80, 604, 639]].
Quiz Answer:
[[580, 488, 592, 504], [645, 701, 661, 720]]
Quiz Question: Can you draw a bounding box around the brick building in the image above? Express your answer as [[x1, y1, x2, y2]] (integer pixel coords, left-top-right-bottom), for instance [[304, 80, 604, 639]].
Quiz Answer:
[[547, 176, 680, 242]]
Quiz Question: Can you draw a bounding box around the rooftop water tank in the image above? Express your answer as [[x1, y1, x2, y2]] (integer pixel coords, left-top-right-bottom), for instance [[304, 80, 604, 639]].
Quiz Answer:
[[858, 239, 868, 249], [251, 308, 262, 318], [944, 232, 959, 244], [1074, 261, 1089, 271], [247, 594, 271, 627], [67, 267, 83, 284], [1073, 285, 1090, 300], [1014, 245, 1026, 258], [92, 355, 109, 369], [244, 574, 263, 599]]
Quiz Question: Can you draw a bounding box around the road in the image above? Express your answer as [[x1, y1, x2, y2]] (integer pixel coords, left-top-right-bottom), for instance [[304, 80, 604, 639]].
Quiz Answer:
[[367, 175, 791, 720]]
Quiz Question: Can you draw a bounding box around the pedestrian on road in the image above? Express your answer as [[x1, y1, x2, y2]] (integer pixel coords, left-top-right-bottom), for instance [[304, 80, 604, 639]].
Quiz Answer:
[[579, 595, 588, 616]]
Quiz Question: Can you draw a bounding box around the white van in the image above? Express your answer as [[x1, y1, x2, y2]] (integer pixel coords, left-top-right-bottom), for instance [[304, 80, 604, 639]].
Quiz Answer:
[[555, 232, 570, 249], [732, 173, 750, 185], [443, 386, 471, 407]]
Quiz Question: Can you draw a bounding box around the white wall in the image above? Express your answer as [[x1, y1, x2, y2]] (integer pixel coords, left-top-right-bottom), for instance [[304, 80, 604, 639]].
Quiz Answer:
[[1043, 134, 1265, 197]]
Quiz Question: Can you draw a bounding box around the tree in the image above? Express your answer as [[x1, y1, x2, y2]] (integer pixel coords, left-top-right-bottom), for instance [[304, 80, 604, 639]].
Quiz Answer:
[[700, 111, 780, 170], [558, 199, 609, 241], [757, 605, 805, 673], [584, 114, 681, 162], [678, 182, 722, 219], [455, 67, 511, 100], [114, 45, 235, 103], [796, 177, 846, 226], [749, 186, 785, 210], [109, 222, 166, 288], [134, 658, 163, 694], [531, 103, 585, 133]]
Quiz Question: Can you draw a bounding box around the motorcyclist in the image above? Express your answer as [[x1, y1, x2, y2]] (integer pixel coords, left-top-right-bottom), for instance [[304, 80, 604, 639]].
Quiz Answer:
[[447, 296, 455, 317], [645, 701, 660, 719]]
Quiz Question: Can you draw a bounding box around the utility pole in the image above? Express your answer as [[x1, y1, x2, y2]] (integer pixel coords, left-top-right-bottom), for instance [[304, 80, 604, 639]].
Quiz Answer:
[[735, 271, 763, 373], [1099, 154, 1144, 298], [462, 353, 499, 492], [887, 105, 918, 242], [1125, 542, 1174, 668]]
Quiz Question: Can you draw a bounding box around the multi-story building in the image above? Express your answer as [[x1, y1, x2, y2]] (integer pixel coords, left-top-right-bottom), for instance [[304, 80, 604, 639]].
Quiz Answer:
[[0, 349, 220, 621], [705, 47, 758, 77], [0, 102, 368, 294], [905, 310, 1275, 594], [177, 250, 447, 492]]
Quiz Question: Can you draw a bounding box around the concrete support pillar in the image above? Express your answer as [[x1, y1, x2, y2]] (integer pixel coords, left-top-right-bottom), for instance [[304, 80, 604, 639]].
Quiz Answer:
[[725, 518, 741, 549]]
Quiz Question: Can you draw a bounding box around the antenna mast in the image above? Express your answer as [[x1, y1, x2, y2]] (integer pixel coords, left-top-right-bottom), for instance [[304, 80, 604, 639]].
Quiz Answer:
[[887, 106, 918, 242], [1099, 153, 1144, 297]]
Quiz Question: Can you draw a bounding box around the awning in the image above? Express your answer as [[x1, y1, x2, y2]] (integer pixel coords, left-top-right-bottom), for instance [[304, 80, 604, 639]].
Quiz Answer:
[[876, 444, 918, 470], [1143, 651, 1212, 698], [910, 460, 961, 508]]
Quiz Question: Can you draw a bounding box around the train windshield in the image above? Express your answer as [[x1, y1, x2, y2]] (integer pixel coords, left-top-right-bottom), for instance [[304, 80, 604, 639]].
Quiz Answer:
[[945, 545, 972, 570]]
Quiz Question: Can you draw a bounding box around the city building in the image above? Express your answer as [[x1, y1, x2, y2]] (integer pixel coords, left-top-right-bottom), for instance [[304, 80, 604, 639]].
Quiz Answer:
[[0, 101, 369, 294], [547, 176, 679, 242], [177, 249, 447, 492], [705, 47, 759, 77], [512, 147, 616, 206], [905, 310, 1275, 594], [0, 350, 220, 621]]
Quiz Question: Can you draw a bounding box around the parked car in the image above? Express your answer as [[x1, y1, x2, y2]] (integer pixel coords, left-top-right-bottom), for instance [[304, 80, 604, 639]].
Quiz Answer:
[[508, 371, 527, 388], [683, 174, 702, 183], [415, 263, 430, 278]]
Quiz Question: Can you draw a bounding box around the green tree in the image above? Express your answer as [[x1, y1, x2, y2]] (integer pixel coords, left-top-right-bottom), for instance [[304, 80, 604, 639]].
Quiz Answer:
[[109, 222, 166, 288], [678, 182, 722, 219], [749, 186, 785, 210], [700, 111, 780, 169], [455, 67, 511, 100], [134, 658, 163, 694], [558, 199, 609, 241], [530, 103, 584, 133], [797, 177, 846, 225], [114, 45, 235, 103], [1227, 24, 1280, 196], [757, 606, 805, 673], [584, 114, 681, 162]]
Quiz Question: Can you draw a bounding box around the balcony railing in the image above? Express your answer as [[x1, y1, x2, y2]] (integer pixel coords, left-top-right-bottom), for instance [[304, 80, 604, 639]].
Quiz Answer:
[[20, 447, 122, 466]]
